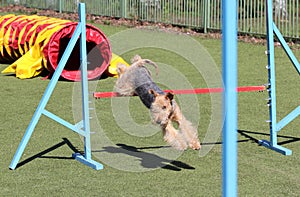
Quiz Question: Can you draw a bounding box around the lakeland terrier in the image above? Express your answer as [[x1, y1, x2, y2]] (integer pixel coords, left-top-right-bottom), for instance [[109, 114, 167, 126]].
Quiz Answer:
[[115, 55, 201, 151]]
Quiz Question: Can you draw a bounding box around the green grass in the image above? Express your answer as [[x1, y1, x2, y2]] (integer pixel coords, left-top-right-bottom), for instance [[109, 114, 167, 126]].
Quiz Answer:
[[0, 24, 300, 196]]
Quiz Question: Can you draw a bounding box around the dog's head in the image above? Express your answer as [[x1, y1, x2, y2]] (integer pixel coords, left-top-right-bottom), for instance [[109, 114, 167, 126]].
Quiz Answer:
[[149, 89, 175, 126]]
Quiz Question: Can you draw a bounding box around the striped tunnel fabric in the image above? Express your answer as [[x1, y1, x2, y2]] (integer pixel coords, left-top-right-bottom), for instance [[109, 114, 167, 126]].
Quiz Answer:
[[0, 14, 111, 81]]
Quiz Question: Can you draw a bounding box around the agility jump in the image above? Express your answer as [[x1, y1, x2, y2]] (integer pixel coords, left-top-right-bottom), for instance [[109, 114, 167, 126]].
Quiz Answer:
[[7, 1, 298, 197]]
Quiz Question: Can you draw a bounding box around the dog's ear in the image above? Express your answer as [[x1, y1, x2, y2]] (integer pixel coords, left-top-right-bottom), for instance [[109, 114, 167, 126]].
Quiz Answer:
[[149, 89, 159, 97], [165, 92, 174, 101]]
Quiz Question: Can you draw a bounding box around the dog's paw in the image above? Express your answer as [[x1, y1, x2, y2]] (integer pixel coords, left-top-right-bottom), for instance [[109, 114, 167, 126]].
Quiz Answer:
[[189, 140, 201, 150]]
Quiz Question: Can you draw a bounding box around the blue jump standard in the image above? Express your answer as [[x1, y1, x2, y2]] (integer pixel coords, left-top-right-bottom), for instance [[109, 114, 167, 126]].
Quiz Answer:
[[9, 3, 103, 170], [259, 0, 299, 156]]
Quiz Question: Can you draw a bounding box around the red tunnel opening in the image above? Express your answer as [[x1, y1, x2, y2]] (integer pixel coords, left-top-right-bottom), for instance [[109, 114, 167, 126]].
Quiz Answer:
[[45, 23, 111, 81]]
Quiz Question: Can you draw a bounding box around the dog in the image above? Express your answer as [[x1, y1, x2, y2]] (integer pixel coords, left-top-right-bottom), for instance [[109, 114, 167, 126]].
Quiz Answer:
[[115, 55, 201, 151]]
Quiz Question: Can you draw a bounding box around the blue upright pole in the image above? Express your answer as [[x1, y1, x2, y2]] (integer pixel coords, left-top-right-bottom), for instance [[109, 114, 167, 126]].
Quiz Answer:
[[222, 0, 238, 196], [265, 0, 278, 148], [79, 3, 92, 161], [71, 3, 103, 170]]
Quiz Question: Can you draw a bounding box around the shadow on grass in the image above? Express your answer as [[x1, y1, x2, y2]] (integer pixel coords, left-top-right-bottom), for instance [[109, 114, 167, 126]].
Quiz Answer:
[[238, 129, 300, 145], [15, 138, 81, 169], [16, 129, 298, 170], [201, 139, 250, 146], [100, 143, 195, 171], [199, 130, 300, 146]]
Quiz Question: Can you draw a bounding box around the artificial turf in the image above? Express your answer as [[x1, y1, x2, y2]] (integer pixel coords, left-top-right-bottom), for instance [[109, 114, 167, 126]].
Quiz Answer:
[[0, 23, 299, 196]]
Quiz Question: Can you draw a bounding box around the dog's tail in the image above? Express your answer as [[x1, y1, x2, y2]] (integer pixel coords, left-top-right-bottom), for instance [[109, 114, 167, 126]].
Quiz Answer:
[[131, 55, 159, 76]]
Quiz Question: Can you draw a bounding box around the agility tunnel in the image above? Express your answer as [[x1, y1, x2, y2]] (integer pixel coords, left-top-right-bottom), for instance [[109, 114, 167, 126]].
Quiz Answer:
[[0, 14, 118, 81]]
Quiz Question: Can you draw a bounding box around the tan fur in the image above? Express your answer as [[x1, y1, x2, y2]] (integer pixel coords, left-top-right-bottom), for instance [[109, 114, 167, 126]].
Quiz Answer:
[[150, 91, 201, 150], [115, 55, 201, 151]]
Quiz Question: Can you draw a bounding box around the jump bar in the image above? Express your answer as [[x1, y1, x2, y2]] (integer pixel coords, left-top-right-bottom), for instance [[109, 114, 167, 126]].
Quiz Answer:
[[93, 86, 265, 98]]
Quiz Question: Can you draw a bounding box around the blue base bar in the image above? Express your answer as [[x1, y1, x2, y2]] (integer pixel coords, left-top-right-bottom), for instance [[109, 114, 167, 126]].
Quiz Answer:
[[259, 140, 292, 155], [72, 153, 103, 170]]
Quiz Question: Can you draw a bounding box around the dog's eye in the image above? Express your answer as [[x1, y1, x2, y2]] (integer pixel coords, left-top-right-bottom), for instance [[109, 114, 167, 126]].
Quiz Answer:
[[162, 106, 167, 110]]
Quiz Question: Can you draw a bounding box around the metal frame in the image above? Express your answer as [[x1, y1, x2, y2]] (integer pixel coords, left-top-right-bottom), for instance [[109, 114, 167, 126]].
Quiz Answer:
[[259, 0, 300, 155], [9, 3, 103, 170]]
